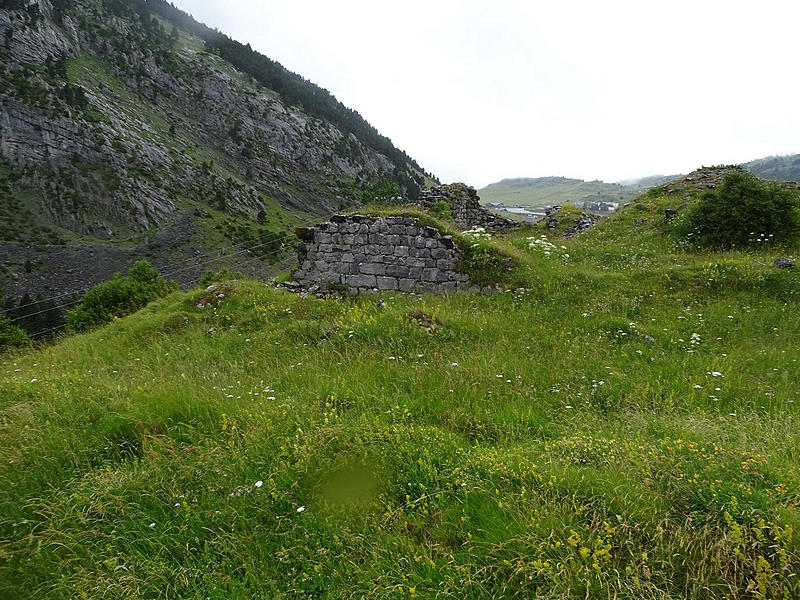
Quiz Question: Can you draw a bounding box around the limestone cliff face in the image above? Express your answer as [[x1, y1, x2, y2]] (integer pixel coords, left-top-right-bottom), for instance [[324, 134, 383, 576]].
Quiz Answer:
[[0, 0, 426, 304]]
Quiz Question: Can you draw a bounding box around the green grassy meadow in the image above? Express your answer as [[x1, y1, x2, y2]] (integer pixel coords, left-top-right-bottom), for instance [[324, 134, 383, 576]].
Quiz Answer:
[[1, 184, 799, 599]]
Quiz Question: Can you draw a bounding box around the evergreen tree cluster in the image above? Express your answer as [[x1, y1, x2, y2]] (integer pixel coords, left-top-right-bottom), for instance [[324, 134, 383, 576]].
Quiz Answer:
[[58, 83, 88, 109]]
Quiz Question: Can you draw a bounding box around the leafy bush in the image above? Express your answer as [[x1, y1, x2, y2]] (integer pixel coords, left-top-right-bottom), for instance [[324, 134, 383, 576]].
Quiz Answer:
[[686, 171, 800, 248], [67, 261, 172, 333], [431, 200, 452, 221], [457, 240, 509, 286], [0, 316, 30, 351]]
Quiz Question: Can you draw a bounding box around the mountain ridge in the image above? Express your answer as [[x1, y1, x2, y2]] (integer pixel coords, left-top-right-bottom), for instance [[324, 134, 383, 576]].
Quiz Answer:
[[743, 153, 800, 182]]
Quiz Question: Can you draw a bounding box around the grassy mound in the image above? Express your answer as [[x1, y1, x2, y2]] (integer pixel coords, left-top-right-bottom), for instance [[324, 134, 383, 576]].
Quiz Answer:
[[2, 206, 800, 599], [529, 202, 594, 238], [588, 167, 800, 253]]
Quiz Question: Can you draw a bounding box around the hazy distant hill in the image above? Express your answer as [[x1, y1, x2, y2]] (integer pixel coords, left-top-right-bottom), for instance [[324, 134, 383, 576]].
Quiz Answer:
[[478, 153, 800, 211], [743, 154, 800, 182], [616, 174, 681, 188], [477, 176, 638, 210]]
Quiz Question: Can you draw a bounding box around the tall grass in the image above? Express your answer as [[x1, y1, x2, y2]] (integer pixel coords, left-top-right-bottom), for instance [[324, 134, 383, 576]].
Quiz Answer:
[[1, 198, 799, 598]]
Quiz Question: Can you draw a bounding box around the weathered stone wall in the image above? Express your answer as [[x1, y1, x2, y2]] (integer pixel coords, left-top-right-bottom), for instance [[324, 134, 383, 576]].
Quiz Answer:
[[416, 183, 518, 231], [293, 215, 472, 294]]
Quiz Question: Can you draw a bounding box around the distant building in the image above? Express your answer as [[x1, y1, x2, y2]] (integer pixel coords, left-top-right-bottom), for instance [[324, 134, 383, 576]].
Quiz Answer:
[[583, 201, 619, 213]]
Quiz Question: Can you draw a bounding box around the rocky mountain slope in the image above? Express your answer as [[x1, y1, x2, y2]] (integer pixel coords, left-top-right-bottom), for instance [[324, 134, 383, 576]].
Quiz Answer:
[[0, 0, 429, 324]]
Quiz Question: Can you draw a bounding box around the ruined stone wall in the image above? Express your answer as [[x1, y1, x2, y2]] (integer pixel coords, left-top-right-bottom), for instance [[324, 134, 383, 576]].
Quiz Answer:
[[544, 205, 600, 238], [293, 215, 473, 294], [416, 183, 518, 231]]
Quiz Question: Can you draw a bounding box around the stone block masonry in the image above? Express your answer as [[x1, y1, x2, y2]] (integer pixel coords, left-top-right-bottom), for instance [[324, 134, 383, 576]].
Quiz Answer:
[[293, 215, 474, 295], [416, 183, 519, 232]]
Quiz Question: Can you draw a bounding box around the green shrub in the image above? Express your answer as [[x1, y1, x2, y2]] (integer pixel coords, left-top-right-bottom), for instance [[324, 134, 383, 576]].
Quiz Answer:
[[457, 241, 508, 286], [0, 316, 30, 351], [67, 261, 172, 333], [686, 170, 800, 248], [431, 200, 452, 221]]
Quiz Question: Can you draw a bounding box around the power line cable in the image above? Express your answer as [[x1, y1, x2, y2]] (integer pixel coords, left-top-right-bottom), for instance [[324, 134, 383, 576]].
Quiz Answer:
[[4, 220, 315, 321], [25, 240, 299, 338], [157, 229, 295, 280], [8, 233, 301, 324], [6, 218, 315, 315]]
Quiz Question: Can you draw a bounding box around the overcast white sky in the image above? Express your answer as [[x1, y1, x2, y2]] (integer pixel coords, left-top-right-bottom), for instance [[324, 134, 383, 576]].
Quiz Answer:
[[173, 0, 800, 188]]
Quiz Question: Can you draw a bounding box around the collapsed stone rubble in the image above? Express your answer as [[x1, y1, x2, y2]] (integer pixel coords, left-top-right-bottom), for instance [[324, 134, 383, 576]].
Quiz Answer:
[[544, 205, 600, 238]]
